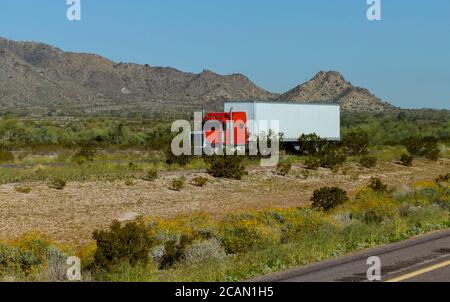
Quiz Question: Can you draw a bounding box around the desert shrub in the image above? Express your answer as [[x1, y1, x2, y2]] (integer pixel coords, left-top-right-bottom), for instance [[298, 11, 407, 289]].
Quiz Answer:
[[73, 145, 96, 164], [414, 187, 440, 205], [400, 153, 413, 166], [281, 209, 337, 242], [398, 203, 415, 218], [367, 177, 388, 193], [402, 136, 440, 160], [317, 145, 347, 169], [149, 245, 166, 265], [124, 179, 135, 186], [311, 187, 349, 211], [128, 162, 139, 170], [0, 233, 52, 277], [92, 219, 154, 270], [350, 189, 399, 224], [143, 169, 158, 182], [405, 205, 448, 229], [299, 169, 310, 179], [218, 215, 281, 254], [205, 155, 247, 180], [342, 129, 370, 155], [183, 239, 226, 265], [0, 149, 14, 163], [359, 156, 377, 169], [392, 185, 414, 201], [413, 180, 439, 190], [165, 148, 191, 166], [49, 177, 67, 190], [276, 162, 292, 176], [297, 133, 328, 156], [433, 197, 450, 211], [304, 157, 320, 170], [0, 245, 42, 276], [170, 177, 185, 191], [15, 185, 32, 194], [339, 220, 378, 250], [192, 176, 208, 187], [159, 235, 193, 269], [145, 124, 174, 151], [46, 247, 68, 282], [435, 173, 450, 185], [352, 199, 398, 224]]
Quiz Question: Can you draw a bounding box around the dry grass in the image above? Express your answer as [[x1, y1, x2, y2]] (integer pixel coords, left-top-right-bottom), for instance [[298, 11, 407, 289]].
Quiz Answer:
[[0, 158, 448, 245]]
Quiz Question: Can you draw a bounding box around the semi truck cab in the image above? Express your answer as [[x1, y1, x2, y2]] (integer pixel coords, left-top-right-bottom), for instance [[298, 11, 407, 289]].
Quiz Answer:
[[203, 111, 247, 147]]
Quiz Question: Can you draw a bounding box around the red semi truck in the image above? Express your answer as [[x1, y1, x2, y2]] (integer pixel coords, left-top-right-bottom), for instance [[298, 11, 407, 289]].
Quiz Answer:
[[203, 111, 248, 147], [199, 101, 341, 150]]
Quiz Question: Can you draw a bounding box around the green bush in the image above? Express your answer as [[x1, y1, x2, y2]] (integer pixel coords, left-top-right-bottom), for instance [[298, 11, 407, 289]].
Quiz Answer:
[[280, 209, 337, 243], [15, 185, 32, 194], [125, 179, 135, 186], [317, 145, 346, 169], [362, 209, 390, 225], [73, 145, 96, 164], [368, 177, 388, 193], [402, 136, 440, 160], [205, 155, 247, 180], [159, 235, 193, 269], [342, 129, 370, 155], [192, 176, 208, 187], [170, 177, 185, 191], [304, 157, 320, 170], [400, 153, 413, 166], [359, 156, 377, 169], [92, 219, 154, 270], [297, 133, 328, 156], [276, 162, 292, 176], [143, 169, 158, 182], [128, 162, 139, 170], [0, 245, 42, 276], [311, 187, 348, 211], [436, 173, 450, 184], [49, 177, 67, 190], [218, 215, 281, 254], [0, 149, 14, 163], [145, 124, 174, 151], [165, 148, 191, 166], [405, 205, 449, 229], [0, 235, 51, 277]]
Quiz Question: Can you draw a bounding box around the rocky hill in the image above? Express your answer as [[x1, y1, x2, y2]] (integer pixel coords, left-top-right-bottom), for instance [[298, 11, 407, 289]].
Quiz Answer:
[[278, 71, 397, 112], [0, 37, 397, 116]]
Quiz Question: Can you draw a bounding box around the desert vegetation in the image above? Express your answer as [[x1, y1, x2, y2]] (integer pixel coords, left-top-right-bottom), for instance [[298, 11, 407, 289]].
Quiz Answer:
[[0, 110, 448, 282], [0, 176, 448, 281]]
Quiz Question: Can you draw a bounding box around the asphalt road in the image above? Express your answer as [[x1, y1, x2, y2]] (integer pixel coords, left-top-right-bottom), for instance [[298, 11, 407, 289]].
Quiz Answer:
[[251, 229, 450, 282]]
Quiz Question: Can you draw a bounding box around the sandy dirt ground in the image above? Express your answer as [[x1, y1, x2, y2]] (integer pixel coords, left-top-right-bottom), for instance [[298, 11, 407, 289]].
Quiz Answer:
[[0, 158, 448, 244]]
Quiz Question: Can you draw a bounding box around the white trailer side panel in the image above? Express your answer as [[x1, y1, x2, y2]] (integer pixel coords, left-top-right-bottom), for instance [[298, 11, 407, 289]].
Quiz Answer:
[[224, 102, 340, 141]]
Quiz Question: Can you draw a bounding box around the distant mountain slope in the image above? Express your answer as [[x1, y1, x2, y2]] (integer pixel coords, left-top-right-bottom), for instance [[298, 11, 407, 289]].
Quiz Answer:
[[0, 37, 397, 115], [0, 38, 275, 115], [278, 71, 398, 112]]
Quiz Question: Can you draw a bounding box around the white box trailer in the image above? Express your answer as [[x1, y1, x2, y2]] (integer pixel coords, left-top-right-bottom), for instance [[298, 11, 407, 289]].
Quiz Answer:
[[223, 101, 340, 143]]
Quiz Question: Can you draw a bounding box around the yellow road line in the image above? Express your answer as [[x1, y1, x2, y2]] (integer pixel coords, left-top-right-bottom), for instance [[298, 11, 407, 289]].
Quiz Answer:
[[386, 260, 450, 282]]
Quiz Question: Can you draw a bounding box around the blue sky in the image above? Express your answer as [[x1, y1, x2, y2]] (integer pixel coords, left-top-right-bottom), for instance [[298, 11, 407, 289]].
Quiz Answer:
[[0, 0, 449, 109]]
